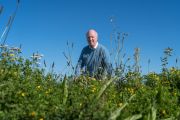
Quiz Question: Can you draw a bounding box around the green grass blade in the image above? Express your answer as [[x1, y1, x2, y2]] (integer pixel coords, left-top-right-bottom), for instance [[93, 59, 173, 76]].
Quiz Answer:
[[151, 106, 156, 120], [108, 94, 136, 120], [95, 77, 117, 102], [63, 75, 68, 105], [124, 114, 142, 120]]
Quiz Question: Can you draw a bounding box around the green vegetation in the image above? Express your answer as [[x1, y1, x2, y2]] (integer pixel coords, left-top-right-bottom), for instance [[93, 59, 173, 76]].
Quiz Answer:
[[0, 45, 180, 120], [1, 1, 180, 119]]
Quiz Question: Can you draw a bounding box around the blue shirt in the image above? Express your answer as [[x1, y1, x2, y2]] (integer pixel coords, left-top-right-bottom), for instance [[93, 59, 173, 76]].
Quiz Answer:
[[75, 43, 112, 76]]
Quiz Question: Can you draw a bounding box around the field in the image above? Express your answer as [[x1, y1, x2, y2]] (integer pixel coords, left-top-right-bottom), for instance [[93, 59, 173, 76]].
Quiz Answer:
[[1, 1, 180, 119], [0, 45, 180, 120]]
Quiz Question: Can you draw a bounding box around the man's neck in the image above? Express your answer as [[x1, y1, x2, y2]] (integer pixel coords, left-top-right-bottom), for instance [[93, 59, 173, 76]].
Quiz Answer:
[[90, 42, 98, 49]]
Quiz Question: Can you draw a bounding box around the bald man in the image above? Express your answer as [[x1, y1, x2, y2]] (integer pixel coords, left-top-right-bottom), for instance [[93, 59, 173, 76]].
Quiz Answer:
[[75, 29, 112, 78]]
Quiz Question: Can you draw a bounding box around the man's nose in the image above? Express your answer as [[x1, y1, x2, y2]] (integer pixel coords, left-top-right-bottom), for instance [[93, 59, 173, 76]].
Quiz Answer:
[[89, 37, 93, 41]]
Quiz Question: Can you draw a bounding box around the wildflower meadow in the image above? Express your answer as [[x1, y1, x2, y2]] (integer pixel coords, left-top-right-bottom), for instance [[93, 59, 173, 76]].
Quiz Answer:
[[0, 1, 180, 120]]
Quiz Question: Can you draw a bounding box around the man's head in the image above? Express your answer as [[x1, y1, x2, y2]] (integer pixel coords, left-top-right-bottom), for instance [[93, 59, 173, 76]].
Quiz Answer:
[[86, 29, 98, 48]]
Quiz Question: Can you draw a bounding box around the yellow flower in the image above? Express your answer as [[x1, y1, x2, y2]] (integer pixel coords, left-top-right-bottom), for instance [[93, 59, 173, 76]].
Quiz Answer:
[[9, 53, 15, 57], [173, 92, 177, 96], [79, 103, 82, 107], [155, 76, 160, 81], [0, 69, 4, 73], [39, 118, 44, 120], [128, 88, 134, 94], [91, 86, 96, 92], [45, 91, 49, 94], [162, 110, 166, 115], [118, 102, 123, 107], [48, 76, 51, 81], [45, 88, 51, 94], [21, 92, 25, 97], [37, 85, 41, 89], [91, 89, 95, 93], [30, 111, 36, 117]]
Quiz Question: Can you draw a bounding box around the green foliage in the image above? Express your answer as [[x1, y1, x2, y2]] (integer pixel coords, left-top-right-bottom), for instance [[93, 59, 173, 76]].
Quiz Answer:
[[0, 46, 180, 119], [1, 1, 180, 119]]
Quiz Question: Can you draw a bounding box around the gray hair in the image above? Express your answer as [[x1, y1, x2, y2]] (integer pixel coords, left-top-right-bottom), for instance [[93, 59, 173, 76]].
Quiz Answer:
[[86, 29, 98, 38]]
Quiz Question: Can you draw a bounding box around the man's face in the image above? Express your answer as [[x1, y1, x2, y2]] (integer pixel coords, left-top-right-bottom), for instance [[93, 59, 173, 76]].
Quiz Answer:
[[86, 30, 98, 48]]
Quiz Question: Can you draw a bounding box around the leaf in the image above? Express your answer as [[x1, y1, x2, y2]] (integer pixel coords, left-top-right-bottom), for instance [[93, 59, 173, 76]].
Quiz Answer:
[[108, 102, 128, 120], [124, 114, 142, 120], [161, 117, 175, 120], [63, 75, 68, 105], [151, 106, 156, 120], [108, 94, 136, 120], [95, 77, 117, 102]]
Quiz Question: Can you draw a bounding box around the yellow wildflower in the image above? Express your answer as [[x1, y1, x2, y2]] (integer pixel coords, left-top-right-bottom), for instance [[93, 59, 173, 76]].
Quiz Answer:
[[39, 118, 44, 120], [127, 88, 134, 94], [9, 53, 15, 57], [91, 89, 95, 93], [91, 86, 96, 92], [37, 85, 41, 89], [45, 91, 49, 94], [45, 88, 51, 94], [162, 110, 166, 115], [21, 92, 25, 97], [118, 102, 123, 107], [173, 92, 177, 96], [0, 69, 4, 73], [30, 111, 36, 117], [80, 103, 82, 107]]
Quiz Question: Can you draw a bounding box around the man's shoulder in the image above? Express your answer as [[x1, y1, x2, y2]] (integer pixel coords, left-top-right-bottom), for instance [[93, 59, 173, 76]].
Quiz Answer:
[[98, 44, 108, 51], [82, 45, 90, 51], [81, 45, 90, 53]]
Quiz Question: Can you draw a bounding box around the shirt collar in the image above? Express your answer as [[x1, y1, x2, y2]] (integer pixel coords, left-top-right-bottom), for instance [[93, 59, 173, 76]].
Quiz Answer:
[[89, 42, 98, 49]]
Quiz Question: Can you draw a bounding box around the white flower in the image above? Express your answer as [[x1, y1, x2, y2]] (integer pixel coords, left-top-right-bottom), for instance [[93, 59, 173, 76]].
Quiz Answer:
[[31, 53, 44, 59], [10, 47, 21, 51]]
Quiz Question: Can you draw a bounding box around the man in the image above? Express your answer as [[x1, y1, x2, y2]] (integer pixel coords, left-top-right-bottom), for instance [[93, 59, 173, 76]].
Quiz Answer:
[[75, 29, 112, 78]]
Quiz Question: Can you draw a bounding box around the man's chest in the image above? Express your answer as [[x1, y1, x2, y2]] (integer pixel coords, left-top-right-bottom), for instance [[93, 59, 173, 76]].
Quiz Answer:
[[82, 51, 103, 64]]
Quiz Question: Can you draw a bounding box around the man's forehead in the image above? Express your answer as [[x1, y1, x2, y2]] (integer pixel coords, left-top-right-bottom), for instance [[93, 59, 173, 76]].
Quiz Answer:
[[87, 30, 98, 36]]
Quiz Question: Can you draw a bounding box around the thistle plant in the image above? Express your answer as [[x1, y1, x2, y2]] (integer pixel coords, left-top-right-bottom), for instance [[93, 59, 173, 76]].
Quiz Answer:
[[133, 48, 141, 73], [109, 16, 129, 78], [148, 59, 151, 73], [175, 57, 179, 69], [160, 47, 173, 72], [31, 52, 44, 67]]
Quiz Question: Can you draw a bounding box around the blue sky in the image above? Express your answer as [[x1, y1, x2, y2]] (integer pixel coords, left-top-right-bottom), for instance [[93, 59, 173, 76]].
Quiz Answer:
[[0, 0, 180, 74]]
